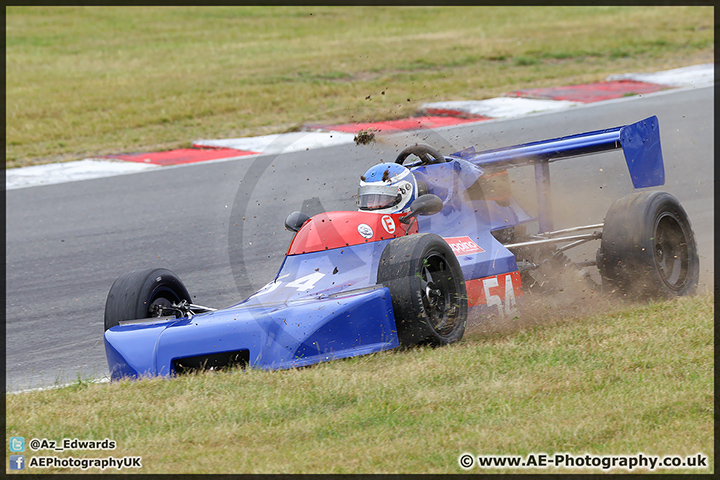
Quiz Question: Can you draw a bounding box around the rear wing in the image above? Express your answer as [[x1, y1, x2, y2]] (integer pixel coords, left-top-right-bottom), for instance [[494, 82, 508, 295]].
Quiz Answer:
[[451, 116, 664, 232]]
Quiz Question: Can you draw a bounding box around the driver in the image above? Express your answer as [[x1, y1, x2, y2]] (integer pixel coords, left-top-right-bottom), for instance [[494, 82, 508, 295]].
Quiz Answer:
[[357, 163, 418, 214]]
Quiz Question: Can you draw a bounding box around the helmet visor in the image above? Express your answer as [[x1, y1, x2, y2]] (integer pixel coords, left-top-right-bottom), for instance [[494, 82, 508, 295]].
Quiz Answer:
[[357, 184, 401, 211]]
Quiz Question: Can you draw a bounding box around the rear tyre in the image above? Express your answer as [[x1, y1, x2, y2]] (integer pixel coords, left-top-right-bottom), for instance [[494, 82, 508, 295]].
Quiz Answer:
[[395, 144, 446, 166], [378, 233, 467, 347], [104, 268, 191, 331], [597, 191, 699, 299]]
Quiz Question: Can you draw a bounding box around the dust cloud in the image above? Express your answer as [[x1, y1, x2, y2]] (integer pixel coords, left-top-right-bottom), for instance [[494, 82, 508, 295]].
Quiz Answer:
[[466, 266, 626, 338]]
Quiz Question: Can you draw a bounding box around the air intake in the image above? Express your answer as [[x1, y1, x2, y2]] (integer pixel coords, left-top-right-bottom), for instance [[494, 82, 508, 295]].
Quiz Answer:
[[172, 350, 250, 374]]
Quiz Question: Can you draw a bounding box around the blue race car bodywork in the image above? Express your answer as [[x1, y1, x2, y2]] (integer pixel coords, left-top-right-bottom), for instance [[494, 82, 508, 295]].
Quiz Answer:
[[104, 116, 665, 380]]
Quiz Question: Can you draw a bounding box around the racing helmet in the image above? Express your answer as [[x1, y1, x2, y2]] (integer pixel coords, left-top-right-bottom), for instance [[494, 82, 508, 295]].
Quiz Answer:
[[357, 163, 418, 214]]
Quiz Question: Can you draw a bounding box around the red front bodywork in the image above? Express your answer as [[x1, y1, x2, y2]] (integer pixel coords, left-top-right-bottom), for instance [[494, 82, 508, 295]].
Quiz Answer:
[[286, 211, 419, 255], [285, 210, 522, 314]]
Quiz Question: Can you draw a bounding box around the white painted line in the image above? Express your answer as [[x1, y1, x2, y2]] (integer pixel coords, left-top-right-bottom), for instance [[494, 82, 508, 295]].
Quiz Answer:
[[8, 376, 111, 394], [193, 131, 356, 154], [421, 97, 580, 119], [6, 158, 160, 190], [607, 63, 714, 87]]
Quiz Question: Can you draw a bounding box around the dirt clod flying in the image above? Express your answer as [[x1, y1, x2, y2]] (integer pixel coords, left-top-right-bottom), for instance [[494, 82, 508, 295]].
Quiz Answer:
[[354, 128, 376, 146]]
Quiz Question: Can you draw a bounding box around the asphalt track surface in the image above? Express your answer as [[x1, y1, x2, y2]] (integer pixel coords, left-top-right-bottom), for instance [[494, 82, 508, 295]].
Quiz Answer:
[[6, 86, 713, 391]]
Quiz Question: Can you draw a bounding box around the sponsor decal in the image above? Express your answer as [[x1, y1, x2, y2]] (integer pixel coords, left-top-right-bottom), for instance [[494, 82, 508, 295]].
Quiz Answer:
[[444, 236, 485, 255], [357, 223, 374, 239], [381, 215, 396, 234]]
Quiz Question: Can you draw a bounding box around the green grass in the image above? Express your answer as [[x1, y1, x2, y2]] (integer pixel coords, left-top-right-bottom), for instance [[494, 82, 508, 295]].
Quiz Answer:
[[5, 6, 714, 168], [6, 294, 713, 474]]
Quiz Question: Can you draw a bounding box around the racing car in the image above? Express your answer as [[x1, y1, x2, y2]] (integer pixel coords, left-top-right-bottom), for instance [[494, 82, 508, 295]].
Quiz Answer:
[[103, 115, 699, 379]]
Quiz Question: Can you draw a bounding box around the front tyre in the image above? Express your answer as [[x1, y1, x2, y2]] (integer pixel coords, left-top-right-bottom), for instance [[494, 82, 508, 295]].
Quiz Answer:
[[104, 268, 191, 331], [378, 233, 467, 347], [597, 191, 699, 299]]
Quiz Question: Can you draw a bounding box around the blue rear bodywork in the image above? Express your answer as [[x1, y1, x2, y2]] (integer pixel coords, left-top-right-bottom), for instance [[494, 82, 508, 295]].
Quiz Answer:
[[104, 116, 664, 379]]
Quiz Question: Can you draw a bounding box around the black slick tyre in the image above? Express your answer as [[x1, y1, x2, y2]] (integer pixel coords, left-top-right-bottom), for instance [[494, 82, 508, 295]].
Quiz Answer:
[[395, 144, 446, 165], [597, 191, 699, 299], [377, 233, 467, 347], [104, 268, 191, 331]]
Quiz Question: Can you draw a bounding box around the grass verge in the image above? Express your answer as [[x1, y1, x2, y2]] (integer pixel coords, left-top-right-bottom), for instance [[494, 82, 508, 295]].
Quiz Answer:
[[6, 294, 713, 474], [6, 6, 714, 168]]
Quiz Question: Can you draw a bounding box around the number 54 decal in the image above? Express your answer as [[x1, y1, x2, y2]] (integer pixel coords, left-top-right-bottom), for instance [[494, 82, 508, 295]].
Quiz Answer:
[[465, 272, 522, 316]]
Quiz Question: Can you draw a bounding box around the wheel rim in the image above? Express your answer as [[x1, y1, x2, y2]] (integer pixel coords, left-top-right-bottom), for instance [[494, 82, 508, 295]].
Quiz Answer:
[[148, 286, 183, 317], [419, 252, 460, 335], [653, 212, 690, 292]]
